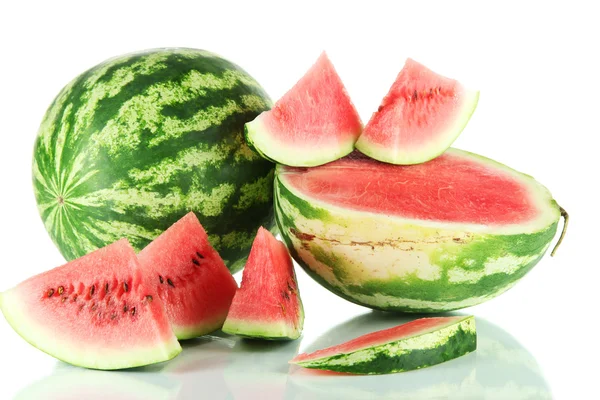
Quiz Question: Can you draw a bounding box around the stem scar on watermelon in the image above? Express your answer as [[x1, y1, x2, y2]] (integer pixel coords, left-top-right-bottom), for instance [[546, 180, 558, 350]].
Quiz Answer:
[[356, 58, 480, 165], [0, 239, 181, 370], [245, 52, 363, 167], [290, 316, 476, 375], [138, 212, 238, 340], [222, 227, 304, 340]]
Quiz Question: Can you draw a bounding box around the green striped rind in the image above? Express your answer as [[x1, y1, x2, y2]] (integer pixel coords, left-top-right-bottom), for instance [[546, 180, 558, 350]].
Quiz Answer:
[[275, 149, 561, 312], [0, 290, 182, 370], [292, 316, 476, 374], [32, 48, 275, 273]]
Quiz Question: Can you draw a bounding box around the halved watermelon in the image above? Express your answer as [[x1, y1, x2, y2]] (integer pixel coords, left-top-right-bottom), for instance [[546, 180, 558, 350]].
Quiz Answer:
[[138, 212, 238, 340], [222, 227, 304, 340], [0, 239, 181, 370], [275, 149, 567, 312], [356, 58, 479, 165], [290, 316, 476, 374], [245, 52, 363, 167]]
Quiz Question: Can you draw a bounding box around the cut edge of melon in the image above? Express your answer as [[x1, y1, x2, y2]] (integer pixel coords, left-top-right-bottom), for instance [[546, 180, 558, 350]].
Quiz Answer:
[[277, 147, 560, 236], [356, 89, 480, 165], [0, 288, 182, 370], [222, 317, 302, 340], [173, 314, 229, 340], [290, 316, 476, 371], [245, 116, 358, 167]]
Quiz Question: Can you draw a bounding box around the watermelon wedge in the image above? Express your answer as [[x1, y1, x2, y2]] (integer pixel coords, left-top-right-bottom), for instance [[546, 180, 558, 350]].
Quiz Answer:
[[275, 149, 567, 312], [290, 316, 476, 374], [138, 212, 238, 340], [245, 52, 363, 167], [0, 239, 181, 370], [222, 227, 304, 340], [356, 58, 479, 165]]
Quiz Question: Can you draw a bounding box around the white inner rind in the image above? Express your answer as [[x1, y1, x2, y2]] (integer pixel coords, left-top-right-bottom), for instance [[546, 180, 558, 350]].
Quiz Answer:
[[223, 317, 301, 339], [246, 116, 357, 167], [295, 316, 476, 367], [355, 90, 480, 165], [0, 289, 181, 370], [278, 147, 560, 236]]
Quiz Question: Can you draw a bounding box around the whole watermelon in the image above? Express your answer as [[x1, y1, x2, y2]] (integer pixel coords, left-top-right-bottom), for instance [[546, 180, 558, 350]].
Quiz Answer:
[[32, 48, 274, 273]]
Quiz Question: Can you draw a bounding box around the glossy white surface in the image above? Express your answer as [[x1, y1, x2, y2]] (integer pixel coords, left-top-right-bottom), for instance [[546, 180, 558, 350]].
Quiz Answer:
[[0, 1, 597, 399], [3, 303, 552, 400]]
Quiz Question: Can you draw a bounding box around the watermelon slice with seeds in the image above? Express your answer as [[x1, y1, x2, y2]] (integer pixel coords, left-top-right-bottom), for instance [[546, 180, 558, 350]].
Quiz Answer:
[[356, 58, 479, 165], [138, 212, 238, 340], [245, 52, 363, 167], [290, 316, 476, 374], [222, 227, 304, 340], [0, 239, 181, 370]]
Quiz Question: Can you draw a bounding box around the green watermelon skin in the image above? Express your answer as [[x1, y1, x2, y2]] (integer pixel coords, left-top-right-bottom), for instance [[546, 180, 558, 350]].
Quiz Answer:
[[32, 48, 274, 273]]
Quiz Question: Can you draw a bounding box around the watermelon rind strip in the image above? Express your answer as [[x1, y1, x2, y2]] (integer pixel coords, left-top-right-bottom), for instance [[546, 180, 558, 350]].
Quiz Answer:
[[291, 316, 476, 374], [222, 318, 302, 341], [245, 117, 357, 167]]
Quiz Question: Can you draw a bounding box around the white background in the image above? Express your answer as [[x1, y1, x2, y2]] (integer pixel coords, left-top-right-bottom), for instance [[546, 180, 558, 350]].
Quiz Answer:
[[0, 1, 597, 399]]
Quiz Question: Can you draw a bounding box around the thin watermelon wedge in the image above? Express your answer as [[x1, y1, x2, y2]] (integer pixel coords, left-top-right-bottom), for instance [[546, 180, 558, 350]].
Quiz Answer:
[[356, 58, 479, 165], [222, 227, 304, 340], [0, 239, 181, 370], [138, 212, 238, 340], [290, 316, 476, 374], [245, 52, 363, 167]]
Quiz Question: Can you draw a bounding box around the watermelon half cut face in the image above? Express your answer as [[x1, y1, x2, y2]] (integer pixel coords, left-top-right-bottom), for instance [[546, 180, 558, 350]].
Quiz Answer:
[[245, 52, 363, 167], [290, 316, 476, 374], [275, 149, 565, 312], [356, 58, 479, 165], [222, 227, 304, 340], [0, 239, 181, 370], [138, 212, 238, 340]]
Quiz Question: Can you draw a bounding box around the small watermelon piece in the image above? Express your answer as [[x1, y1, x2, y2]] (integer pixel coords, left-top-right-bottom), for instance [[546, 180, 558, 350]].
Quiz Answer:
[[290, 316, 476, 374], [138, 212, 238, 340], [222, 227, 304, 340], [356, 58, 479, 165], [245, 52, 363, 167], [0, 239, 181, 370]]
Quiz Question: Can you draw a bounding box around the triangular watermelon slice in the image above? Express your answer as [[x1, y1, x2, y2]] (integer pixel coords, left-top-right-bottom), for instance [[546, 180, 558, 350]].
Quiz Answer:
[[0, 239, 181, 370], [222, 227, 304, 340], [245, 52, 363, 167], [356, 58, 479, 165], [138, 212, 238, 340], [290, 316, 476, 374]]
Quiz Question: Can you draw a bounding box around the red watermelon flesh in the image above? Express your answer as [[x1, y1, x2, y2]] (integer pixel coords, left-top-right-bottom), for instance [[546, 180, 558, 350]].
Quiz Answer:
[[0, 239, 181, 370], [356, 58, 479, 165], [245, 52, 363, 167], [222, 227, 304, 340], [281, 149, 538, 226], [138, 212, 237, 340]]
